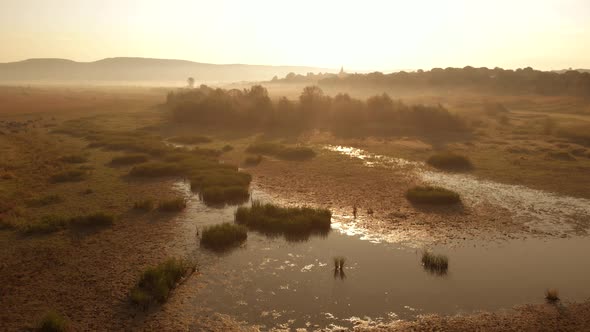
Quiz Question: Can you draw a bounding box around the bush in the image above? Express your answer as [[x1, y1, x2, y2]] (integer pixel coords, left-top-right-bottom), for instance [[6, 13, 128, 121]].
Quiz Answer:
[[50, 170, 87, 183], [130, 258, 194, 307], [246, 142, 315, 161], [134, 199, 154, 211], [26, 194, 63, 207], [421, 251, 449, 275], [158, 198, 186, 212], [235, 201, 331, 240], [168, 135, 212, 144], [111, 154, 150, 166], [426, 152, 472, 171], [38, 310, 68, 332], [406, 186, 460, 205], [201, 223, 247, 251], [59, 154, 87, 164], [243, 155, 263, 167]]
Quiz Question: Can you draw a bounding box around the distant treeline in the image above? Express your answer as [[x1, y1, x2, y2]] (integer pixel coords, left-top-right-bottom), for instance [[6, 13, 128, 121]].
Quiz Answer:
[[276, 67, 590, 97], [166, 85, 466, 137]]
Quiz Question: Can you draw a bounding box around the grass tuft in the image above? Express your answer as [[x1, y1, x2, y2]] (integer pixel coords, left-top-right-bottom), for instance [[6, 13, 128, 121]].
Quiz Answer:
[[200, 222, 248, 251], [545, 289, 560, 303], [38, 310, 68, 332], [58, 154, 87, 164], [406, 186, 461, 205], [426, 152, 473, 171], [26, 194, 63, 207], [130, 258, 194, 307], [133, 199, 154, 211], [158, 198, 186, 212], [235, 201, 331, 240], [50, 170, 88, 183], [243, 155, 263, 167], [421, 251, 449, 275], [111, 154, 150, 166]]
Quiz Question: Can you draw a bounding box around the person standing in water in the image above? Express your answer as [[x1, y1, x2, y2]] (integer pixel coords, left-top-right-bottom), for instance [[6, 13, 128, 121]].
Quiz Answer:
[[353, 205, 358, 219]]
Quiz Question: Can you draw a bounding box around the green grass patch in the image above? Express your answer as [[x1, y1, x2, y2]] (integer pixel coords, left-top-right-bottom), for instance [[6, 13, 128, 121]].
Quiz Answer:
[[426, 152, 473, 171], [406, 186, 461, 205], [38, 310, 68, 332], [58, 154, 88, 164], [158, 198, 186, 212], [168, 135, 212, 144], [200, 222, 247, 251], [421, 251, 449, 275], [133, 199, 154, 211], [19, 212, 114, 234], [26, 194, 63, 207], [235, 201, 331, 240], [69, 212, 115, 228], [130, 258, 194, 307], [111, 153, 150, 166], [129, 162, 186, 177], [246, 142, 316, 161], [50, 170, 88, 183]]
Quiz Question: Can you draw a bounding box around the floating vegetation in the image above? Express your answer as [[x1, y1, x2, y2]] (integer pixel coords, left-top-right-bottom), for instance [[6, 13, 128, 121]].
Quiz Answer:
[[235, 201, 331, 241], [50, 170, 88, 183], [200, 223, 248, 251], [130, 258, 194, 308], [110, 153, 150, 166], [421, 251, 449, 275]]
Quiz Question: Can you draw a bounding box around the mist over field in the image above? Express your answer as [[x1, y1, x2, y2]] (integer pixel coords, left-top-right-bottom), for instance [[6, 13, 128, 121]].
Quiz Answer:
[[2, 0, 590, 331]]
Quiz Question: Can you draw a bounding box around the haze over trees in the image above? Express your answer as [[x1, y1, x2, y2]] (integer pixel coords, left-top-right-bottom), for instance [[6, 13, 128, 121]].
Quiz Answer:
[[275, 66, 590, 97], [165, 85, 466, 137]]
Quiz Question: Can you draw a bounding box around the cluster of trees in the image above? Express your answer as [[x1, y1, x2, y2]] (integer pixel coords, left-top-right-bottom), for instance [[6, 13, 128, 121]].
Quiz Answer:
[[166, 85, 467, 137], [277, 67, 590, 97]]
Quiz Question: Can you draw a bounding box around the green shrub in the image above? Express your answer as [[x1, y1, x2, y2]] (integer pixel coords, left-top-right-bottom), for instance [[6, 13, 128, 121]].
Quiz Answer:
[[111, 154, 149, 166], [158, 198, 186, 212], [235, 201, 331, 239], [130, 258, 194, 307], [406, 186, 460, 205], [426, 152, 472, 171], [26, 194, 63, 207], [50, 170, 87, 183], [58, 154, 87, 164], [38, 310, 68, 332], [168, 135, 212, 144], [421, 251, 449, 275], [246, 142, 315, 161], [134, 199, 154, 211], [201, 223, 247, 251], [243, 155, 263, 167]]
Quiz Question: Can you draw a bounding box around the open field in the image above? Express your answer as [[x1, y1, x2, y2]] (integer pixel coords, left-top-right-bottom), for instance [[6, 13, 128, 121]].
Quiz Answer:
[[2, 86, 590, 331]]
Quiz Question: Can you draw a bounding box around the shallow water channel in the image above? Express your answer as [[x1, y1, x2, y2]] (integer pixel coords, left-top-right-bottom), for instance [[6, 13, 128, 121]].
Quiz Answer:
[[171, 177, 590, 330]]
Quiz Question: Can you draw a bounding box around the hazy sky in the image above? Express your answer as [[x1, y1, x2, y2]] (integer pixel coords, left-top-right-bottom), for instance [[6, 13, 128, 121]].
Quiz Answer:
[[1, 0, 589, 71]]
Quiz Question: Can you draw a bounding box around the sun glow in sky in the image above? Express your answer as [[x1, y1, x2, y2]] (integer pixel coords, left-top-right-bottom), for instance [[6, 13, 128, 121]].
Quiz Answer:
[[1, 0, 589, 71]]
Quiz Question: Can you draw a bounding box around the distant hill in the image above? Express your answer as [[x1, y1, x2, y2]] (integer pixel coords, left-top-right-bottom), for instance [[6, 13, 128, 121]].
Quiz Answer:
[[0, 57, 332, 84]]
